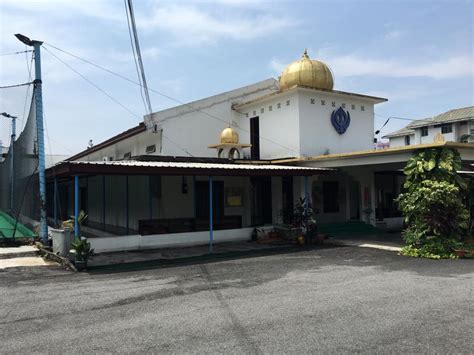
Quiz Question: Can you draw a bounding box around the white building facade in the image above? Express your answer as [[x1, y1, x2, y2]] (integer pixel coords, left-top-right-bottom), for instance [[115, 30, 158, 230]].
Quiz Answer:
[[51, 51, 474, 252]]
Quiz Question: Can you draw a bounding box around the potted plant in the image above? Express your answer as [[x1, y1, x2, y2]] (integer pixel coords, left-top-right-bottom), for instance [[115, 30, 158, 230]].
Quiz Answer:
[[292, 198, 317, 245], [69, 236, 94, 271], [62, 210, 88, 232]]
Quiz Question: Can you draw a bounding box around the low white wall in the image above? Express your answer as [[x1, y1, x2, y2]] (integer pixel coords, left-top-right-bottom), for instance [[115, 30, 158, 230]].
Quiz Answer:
[[89, 227, 254, 253]]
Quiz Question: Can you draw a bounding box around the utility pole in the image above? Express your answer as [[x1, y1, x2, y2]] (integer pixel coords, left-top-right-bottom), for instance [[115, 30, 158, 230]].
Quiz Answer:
[[1, 112, 17, 213], [15, 34, 48, 244]]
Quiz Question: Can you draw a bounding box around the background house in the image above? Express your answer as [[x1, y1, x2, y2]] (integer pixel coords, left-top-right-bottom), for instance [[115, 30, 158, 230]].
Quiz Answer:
[[384, 106, 474, 147]]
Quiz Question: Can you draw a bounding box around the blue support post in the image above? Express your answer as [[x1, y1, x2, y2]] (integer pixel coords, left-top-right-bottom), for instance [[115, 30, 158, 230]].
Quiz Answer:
[[209, 176, 213, 253], [74, 175, 79, 237], [193, 176, 197, 218], [149, 176, 153, 218], [125, 176, 129, 234], [102, 175, 106, 229], [10, 116, 16, 213], [53, 177, 58, 227], [32, 40, 48, 244]]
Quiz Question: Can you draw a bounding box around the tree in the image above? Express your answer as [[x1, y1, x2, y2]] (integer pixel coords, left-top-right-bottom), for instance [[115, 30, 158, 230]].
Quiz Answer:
[[397, 148, 468, 258]]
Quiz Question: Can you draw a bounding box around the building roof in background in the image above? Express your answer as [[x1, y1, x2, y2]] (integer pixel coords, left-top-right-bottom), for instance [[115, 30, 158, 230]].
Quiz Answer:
[[382, 126, 415, 138], [66, 123, 146, 161], [384, 106, 474, 138]]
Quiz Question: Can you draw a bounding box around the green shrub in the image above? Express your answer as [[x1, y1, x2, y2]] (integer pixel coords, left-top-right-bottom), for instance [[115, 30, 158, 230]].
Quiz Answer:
[[397, 148, 468, 259]]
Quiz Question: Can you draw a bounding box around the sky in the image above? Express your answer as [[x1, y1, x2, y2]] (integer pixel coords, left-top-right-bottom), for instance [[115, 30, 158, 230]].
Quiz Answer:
[[0, 0, 473, 156]]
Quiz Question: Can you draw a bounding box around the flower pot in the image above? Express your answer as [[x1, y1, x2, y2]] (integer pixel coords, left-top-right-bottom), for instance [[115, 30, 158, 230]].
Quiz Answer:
[[296, 235, 305, 245], [75, 260, 87, 271], [453, 249, 465, 258]]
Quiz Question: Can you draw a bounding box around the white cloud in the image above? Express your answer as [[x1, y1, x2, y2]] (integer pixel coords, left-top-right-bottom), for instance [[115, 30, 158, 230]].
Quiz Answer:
[[324, 54, 474, 80], [0, 0, 123, 22], [270, 49, 474, 81], [141, 4, 293, 44], [384, 30, 403, 40], [269, 58, 286, 76]]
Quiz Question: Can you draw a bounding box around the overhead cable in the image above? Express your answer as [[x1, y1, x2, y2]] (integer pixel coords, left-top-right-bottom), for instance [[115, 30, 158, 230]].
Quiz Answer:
[[43, 43, 304, 157], [42, 46, 193, 157]]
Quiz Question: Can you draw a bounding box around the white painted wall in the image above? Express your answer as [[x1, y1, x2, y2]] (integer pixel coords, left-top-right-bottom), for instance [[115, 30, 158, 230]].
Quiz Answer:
[[239, 90, 301, 159], [298, 89, 376, 156], [239, 87, 379, 159], [89, 227, 254, 253], [389, 134, 414, 148], [78, 130, 163, 161], [418, 125, 455, 145], [146, 79, 278, 158]]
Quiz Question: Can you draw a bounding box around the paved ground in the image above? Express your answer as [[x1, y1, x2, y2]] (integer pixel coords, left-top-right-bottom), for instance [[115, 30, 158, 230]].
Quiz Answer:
[[0, 246, 472, 354]]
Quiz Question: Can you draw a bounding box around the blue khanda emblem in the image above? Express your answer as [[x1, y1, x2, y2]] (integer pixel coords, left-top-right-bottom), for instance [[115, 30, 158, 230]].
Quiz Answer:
[[331, 107, 351, 134]]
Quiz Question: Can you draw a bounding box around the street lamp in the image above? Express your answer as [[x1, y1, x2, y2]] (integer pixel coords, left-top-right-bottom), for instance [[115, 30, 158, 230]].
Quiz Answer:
[[14, 33, 48, 244]]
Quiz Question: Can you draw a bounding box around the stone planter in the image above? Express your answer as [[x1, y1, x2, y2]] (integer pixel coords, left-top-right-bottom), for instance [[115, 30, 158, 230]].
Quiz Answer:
[[51, 227, 73, 256]]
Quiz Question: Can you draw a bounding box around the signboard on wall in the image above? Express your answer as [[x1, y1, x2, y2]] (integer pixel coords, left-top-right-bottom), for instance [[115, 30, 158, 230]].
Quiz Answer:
[[225, 187, 242, 207]]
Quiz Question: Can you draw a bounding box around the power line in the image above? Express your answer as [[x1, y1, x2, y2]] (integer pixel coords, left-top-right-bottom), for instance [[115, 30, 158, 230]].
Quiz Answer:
[[0, 50, 33, 56], [374, 113, 435, 135], [43, 46, 141, 120], [42, 43, 304, 157], [0, 82, 33, 89], [42, 46, 193, 157]]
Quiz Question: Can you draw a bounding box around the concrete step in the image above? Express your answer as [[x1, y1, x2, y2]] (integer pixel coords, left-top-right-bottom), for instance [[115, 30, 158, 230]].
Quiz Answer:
[[0, 245, 38, 259]]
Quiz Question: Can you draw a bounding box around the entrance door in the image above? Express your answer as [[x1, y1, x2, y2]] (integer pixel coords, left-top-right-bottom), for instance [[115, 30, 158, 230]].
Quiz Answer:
[[349, 180, 360, 219], [251, 177, 272, 225], [250, 116, 260, 160]]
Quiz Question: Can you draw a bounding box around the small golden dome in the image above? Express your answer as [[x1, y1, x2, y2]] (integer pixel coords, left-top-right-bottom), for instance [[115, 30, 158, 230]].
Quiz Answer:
[[220, 127, 239, 144], [279, 49, 334, 91]]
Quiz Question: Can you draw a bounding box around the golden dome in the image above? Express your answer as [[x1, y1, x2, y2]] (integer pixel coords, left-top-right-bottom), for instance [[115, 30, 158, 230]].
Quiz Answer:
[[279, 49, 334, 91], [220, 127, 239, 144]]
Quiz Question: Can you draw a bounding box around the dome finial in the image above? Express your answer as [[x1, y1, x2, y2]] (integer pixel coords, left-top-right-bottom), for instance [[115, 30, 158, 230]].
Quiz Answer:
[[302, 48, 309, 58]]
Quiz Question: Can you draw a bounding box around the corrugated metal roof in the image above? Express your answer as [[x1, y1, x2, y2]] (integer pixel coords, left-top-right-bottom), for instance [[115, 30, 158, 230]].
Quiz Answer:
[[383, 106, 474, 138], [409, 106, 473, 128], [382, 126, 415, 138], [67, 160, 328, 171]]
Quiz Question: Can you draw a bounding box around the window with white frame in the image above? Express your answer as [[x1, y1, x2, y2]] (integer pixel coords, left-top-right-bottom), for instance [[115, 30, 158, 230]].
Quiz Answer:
[[421, 127, 428, 137]]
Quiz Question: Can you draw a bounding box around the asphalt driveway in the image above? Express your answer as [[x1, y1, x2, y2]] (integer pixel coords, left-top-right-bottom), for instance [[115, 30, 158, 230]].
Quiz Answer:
[[0, 246, 472, 354]]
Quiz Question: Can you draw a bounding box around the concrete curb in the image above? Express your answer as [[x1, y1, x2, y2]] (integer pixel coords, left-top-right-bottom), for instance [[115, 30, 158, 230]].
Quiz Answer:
[[39, 248, 77, 272]]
